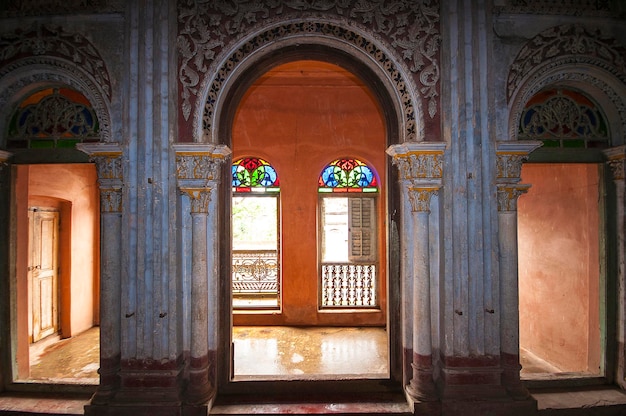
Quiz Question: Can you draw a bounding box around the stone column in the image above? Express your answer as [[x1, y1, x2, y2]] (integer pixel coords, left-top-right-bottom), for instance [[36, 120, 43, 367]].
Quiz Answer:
[[174, 144, 230, 406], [387, 142, 445, 405], [495, 141, 541, 400], [605, 145, 626, 390], [77, 143, 123, 404]]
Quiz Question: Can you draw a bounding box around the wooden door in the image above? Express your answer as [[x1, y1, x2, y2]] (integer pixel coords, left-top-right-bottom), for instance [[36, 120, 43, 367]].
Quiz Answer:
[[30, 209, 60, 343]]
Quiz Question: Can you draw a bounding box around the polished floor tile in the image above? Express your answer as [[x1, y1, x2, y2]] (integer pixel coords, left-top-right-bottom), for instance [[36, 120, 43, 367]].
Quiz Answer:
[[233, 326, 388, 378]]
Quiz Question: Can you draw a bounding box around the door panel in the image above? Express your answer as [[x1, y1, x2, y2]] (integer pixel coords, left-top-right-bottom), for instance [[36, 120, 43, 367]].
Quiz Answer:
[[31, 209, 59, 343]]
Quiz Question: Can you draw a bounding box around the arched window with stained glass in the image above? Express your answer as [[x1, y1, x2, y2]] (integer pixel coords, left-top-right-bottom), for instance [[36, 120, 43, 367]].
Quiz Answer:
[[518, 88, 609, 149], [318, 157, 379, 309], [7, 87, 100, 149], [231, 157, 281, 310], [232, 157, 280, 193], [318, 158, 378, 193]]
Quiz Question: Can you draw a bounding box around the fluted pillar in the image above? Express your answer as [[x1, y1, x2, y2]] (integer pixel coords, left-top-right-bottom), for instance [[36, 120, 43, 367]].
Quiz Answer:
[[387, 142, 445, 405], [605, 145, 626, 389], [495, 141, 541, 399], [77, 143, 123, 404], [174, 144, 230, 406]]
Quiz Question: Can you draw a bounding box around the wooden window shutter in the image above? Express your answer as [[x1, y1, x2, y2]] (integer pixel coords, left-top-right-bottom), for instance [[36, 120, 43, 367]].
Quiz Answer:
[[348, 197, 376, 262]]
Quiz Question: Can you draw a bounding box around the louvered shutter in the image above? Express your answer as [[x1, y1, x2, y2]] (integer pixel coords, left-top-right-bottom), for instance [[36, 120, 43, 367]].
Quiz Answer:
[[348, 197, 376, 262]]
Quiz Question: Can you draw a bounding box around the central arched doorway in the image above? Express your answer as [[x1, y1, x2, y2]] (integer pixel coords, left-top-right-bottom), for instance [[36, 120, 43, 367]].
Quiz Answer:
[[212, 46, 409, 388], [229, 60, 388, 378]]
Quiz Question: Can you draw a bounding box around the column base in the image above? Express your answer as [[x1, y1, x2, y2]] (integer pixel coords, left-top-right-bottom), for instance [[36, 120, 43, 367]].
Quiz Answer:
[[501, 352, 530, 400]]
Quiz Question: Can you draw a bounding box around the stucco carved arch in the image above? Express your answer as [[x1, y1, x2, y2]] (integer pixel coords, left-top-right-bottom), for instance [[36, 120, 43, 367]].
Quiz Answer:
[[0, 57, 113, 145], [195, 18, 425, 145], [507, 24, 626, 144]]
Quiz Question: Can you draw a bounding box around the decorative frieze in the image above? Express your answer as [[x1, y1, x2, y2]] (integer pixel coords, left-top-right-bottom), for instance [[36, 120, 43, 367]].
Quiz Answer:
[[178, 0, 441, 142], [507, 24, 626, 103], [0, 24, 112, 99]]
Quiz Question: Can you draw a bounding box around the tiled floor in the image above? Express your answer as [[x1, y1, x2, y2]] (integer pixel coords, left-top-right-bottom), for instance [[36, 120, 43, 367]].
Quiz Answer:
[[20, 326, 575, 381], [27, 327, 99, 384], [233, 326, 388, 378]]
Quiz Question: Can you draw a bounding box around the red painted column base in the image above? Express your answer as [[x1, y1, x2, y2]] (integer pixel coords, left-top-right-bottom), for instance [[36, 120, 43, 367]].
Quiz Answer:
[[406, 353, 438, 402]]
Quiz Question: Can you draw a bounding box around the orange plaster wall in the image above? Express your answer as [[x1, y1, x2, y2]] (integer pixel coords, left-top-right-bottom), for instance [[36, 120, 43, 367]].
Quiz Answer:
[[232, 61, 387, 327], [26, 164, 100, 336], [518, 163, 601, 373]]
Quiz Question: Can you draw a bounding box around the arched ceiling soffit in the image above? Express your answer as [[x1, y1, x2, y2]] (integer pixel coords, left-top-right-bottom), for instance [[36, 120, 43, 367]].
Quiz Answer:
[[177, 0, 441, 144], [507, 24, 626, 140], [0, 24, 113, 142]]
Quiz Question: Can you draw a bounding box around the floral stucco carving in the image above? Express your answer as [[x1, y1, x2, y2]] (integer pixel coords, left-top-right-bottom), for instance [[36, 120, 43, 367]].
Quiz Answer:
[[507, 24, 626, 103], [177, 0, 440, 132], [0, 24, 112, 100]]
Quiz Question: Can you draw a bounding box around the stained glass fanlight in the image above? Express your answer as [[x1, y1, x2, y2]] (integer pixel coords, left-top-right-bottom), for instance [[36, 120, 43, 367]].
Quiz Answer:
[[7, 87, 100, 149], [318, 158, 378, 193], [518, 88, 609, 149], [232, 157, 280, 193]]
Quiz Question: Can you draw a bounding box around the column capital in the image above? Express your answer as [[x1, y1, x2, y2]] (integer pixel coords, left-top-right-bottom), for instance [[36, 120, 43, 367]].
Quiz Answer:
[[496, 184, 531, 212], [181, 188, 212, 214], [77, 143, 123, 181], [174, 144, 231, 189], [408, 186, 440, 213], [76, 143, 123, 213], [604, 145, 626, 182], [387, 142, 446, 184], [495, 141, 542, 184]]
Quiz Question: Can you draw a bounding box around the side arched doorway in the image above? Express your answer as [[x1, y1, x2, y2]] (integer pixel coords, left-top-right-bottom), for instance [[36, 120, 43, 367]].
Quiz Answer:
[[3, 85, 101, 386]]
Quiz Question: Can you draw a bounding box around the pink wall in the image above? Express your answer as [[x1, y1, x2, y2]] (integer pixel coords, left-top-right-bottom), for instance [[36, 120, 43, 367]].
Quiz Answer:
[[518, 163, 601, 373], [232, 60, 387, 326], [18, 164, 100, 337]]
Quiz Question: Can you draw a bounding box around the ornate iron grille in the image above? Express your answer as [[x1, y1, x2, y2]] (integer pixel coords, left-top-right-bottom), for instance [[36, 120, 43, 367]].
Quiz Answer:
[[232, 250, 278, 295], [321, 263, 377, 308]]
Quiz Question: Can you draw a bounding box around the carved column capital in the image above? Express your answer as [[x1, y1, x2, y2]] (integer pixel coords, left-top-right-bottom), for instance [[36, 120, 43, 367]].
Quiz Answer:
[[408, 187, 440, 213], [174, 144, 230, 216], [604, 145, 626, 182], [497, 184, 531, 212], [495, 141, 542, 184], [77, 143, 123, 213], [181, 188, 212, 214], [387, 142, 446, 182], [174, 144, 231, 188]]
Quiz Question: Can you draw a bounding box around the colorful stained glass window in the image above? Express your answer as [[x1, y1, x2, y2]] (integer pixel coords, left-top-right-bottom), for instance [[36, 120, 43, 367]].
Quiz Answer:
[[7, 87, 100, 150], [318, 158, 378, 193], [232, 157, 280, 193], [519, 89, 609, 149]]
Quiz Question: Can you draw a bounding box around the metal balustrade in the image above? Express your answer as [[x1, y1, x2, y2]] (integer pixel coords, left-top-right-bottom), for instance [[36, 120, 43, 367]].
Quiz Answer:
[[321, 263, 377, 307]]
